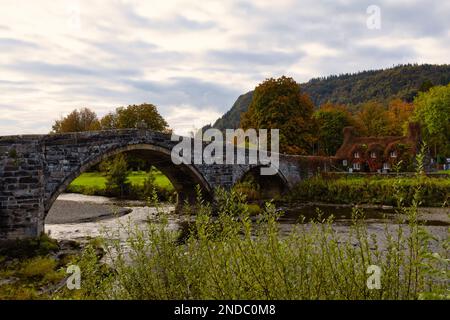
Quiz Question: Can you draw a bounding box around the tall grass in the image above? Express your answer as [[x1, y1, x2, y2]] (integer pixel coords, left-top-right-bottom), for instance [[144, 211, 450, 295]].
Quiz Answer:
[[69, 182, 448, 300]]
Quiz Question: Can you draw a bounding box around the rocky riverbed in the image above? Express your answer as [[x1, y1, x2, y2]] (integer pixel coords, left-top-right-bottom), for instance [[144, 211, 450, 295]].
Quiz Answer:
[[45, 194, 449, 250], [45, 194, 178, 243]]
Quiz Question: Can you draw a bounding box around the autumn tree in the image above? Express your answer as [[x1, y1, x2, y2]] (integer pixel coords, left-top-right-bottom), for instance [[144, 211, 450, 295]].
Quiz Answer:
[[413, 84, 450, 158], [51, 107, 101, 133], [313, 103, 354, 155], [100, 112, 116, 130], [354, 101, 390, 136], [100, 103, 169, 132], [386, 99, 415, 135], [240, 76, 316, 154]]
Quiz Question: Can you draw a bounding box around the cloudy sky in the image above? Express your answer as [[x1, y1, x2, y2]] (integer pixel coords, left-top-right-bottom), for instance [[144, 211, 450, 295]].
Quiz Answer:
[[1, 0, 449, 136]]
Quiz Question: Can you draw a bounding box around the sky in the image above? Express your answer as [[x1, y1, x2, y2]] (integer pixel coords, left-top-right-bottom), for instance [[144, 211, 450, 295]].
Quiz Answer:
[[1, 0, 449, 136]]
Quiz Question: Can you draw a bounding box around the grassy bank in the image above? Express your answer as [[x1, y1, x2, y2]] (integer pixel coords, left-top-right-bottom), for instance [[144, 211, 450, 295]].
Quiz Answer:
[[0, 235, 82, 299], [66, 170, 175, 201], [286, 175, 450, 207]]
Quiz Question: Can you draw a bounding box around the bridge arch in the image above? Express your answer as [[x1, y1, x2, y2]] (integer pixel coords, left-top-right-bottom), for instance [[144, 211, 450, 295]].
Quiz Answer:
[[45, 143, 212, 216], [237, 165, 289, 199]]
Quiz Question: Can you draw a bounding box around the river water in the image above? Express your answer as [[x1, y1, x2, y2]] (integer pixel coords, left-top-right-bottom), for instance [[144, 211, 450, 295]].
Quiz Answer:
[[46, 193, 449, 250]]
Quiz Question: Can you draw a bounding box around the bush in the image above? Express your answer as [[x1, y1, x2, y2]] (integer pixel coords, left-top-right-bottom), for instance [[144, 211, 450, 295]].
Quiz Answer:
[[19, 257, 57, 279], [232, 175, 261, 201], [133, 174, 176, 203], [70, 186, 448, 300], [245, 203, 262, 216], [0, 234, 59, 259], [287, 175, 450, 207]]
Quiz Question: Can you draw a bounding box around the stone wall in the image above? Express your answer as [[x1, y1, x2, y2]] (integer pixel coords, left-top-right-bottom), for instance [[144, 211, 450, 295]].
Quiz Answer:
[[0, 135, 45, 238]]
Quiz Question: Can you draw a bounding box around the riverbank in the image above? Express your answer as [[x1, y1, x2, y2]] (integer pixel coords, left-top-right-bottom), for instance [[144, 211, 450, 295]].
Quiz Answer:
[[43, 194, 449, 245], [286, 175, 450, 207], [46, 199, 131, 224], [0, 234, 83, 299], [45, 193, 177, 243]]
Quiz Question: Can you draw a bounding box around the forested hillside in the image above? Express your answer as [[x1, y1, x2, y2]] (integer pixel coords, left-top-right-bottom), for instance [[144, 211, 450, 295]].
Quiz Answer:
[[211, 91, 254, 131], [210, 64, 450, 130]]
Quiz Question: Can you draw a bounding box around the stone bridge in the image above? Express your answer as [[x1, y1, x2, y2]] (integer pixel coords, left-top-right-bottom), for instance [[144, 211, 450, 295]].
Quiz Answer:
[[0, 129, 334, 239]]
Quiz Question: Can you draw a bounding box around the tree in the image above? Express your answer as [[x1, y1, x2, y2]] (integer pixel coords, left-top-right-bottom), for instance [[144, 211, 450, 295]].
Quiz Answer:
[[386, 99, 415, 136], [100, 112, 117, 130], [106, 154, 130, 198], [101, 103, 169, 132], [99, 104, 170, 171], [418, 79, 434, 93], [354, 101, 390, 136], [240, 76, 316, 154], [51, 107, 101, 133], [413, 84, 450, 158], [313, 103, 354, 155]]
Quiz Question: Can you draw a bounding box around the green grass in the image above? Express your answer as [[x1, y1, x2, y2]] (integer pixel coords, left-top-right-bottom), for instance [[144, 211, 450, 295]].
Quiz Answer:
[[69, 170, 173, 191], [69, 172, 107, 189], [127, 171, 173, 189]]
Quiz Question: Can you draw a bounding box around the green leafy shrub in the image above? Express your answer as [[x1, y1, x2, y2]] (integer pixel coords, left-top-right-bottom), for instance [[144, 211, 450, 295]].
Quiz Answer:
[[245, 203, 262, 216], [232, 175, 261, 201], [70, 185, 448, 300], [287, 175, 450, 206]]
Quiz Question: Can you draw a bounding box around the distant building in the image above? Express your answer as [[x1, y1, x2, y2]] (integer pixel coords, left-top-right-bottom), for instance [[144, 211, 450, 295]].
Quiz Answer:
[[335, 123, 421, 172]]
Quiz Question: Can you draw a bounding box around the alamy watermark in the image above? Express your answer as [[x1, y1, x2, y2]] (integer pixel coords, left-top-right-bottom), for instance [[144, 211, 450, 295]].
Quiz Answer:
[[366, 5, 381, 30], [171, 128, 279, 175], [66, 0, 81, 30], [366, 265, 382, 289], [66, 264, 81, 290]]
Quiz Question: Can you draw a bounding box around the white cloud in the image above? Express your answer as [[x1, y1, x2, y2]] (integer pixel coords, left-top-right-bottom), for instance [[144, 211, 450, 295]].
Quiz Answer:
[[0, 0, 449, 136], [164, 105, 222, 136]]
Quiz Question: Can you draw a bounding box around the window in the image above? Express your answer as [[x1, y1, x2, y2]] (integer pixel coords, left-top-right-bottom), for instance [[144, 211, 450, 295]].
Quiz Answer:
[[354, 152, 360, 159], [370, 152, 377, 159], [353, 162, 361, 170], [342, 159, 348, 166], [383, 163, 390, 170], [390, 151, 397, 158]]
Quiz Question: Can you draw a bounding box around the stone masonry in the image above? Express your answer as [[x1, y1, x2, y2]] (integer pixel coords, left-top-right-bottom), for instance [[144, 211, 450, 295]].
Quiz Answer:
[[0, 129, 332, 239]]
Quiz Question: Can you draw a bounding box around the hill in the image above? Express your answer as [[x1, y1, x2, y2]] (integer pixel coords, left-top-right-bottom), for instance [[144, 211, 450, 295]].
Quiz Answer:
[[210, 64, 450, 130]]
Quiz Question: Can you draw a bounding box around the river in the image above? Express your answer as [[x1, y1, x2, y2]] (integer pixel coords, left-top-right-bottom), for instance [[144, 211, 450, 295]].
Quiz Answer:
[[45, 193, 449, 251]]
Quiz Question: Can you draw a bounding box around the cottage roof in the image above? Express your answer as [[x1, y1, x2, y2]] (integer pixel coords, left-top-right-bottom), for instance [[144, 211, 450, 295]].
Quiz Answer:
[[335, 123, 420, 159]]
